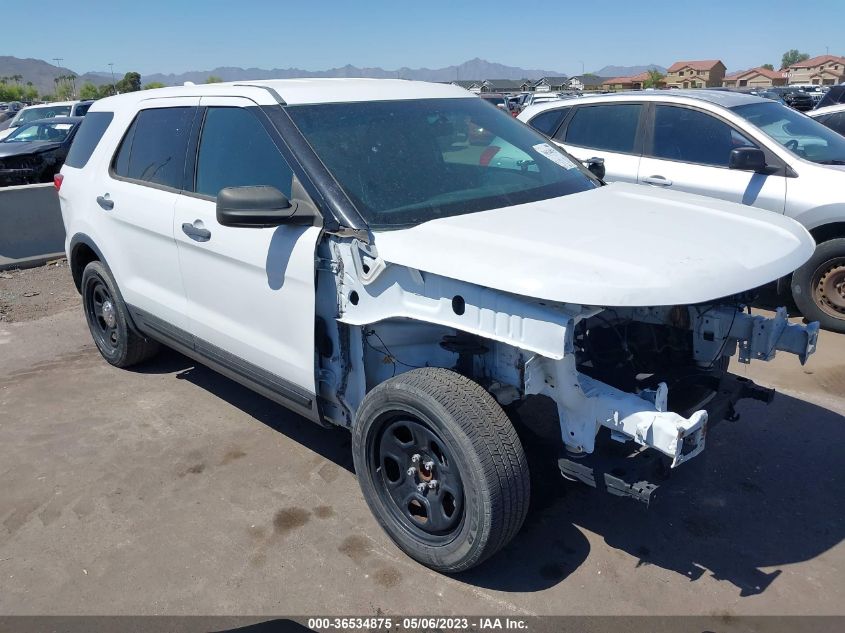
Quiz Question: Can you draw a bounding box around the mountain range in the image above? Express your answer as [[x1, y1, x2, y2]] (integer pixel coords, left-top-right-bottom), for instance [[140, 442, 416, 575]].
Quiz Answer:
[[1, 56, 668, 95]]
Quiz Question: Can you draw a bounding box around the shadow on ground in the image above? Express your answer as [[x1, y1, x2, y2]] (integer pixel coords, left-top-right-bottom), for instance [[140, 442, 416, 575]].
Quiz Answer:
[[139, 348, 845, 598]]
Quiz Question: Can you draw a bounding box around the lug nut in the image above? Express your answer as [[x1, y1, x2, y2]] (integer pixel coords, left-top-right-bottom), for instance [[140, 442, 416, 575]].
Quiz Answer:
[[411, 454, 421, 463], [416, 482, 427, 493], [428, 479, 439, 490], [423, 460, 435, 471], [406, 467, 416, 477]]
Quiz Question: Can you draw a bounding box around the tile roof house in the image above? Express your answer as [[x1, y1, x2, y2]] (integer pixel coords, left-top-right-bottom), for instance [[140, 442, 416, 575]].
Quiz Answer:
[[785, 55, 845, 86], [601, 71, 658, 91], [665, 60, 726, 88], [722, 67, 787, 89]]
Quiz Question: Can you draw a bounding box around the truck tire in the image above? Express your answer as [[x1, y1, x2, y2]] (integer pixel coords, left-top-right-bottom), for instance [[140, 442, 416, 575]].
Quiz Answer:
[[81, 261, 159, 367], [791, 238, 845, 334], [352, 367, 530, 573]]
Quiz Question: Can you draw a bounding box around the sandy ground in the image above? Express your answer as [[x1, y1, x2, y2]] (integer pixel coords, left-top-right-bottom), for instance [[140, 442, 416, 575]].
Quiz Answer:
[[0, 264, 843, 616]]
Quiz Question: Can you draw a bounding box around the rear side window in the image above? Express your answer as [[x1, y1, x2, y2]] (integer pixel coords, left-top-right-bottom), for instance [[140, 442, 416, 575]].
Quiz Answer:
[[564, 104, 642, 153], [528, 108, 568, 136], [74, 102, 92, 117], [650, 105, 756, 167], [65, 112, 114, 169], [112, 107, 194, 189], [194, 107, 293, 198]]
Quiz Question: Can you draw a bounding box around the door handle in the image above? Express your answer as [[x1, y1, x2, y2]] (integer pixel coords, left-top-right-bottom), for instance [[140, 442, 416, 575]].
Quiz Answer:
[[96, 195, 114, 210], [181, 222, 211, 242], [642, 175, 673, 186]]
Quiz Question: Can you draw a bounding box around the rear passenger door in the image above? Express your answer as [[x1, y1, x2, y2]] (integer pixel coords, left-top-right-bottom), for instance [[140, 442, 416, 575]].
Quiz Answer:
[[173, 96, 321, 404], [100, 99, 198, 331], [552, 102, 644, 184], [637, 104, 786, 212]]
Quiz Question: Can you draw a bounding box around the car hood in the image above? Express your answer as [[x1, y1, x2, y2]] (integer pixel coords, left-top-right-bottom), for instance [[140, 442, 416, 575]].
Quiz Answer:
[[372, 182, 815, 307], [0, 141, 62, 159]]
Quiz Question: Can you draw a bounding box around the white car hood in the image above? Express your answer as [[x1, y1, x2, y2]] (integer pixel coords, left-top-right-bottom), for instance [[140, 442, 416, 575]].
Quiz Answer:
[[372, 183, 815, 307]]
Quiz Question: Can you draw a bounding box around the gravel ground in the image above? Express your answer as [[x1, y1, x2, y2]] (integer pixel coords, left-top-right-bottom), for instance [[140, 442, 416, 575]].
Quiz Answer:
[[0, 259, 78, 323]]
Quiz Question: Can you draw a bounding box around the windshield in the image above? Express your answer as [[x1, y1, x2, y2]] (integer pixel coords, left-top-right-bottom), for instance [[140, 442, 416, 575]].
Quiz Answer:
[[732, 101, 845, 165], [12, 105, 72, 127], [5, 120, 75, 143], [286, 98, 597, 228]]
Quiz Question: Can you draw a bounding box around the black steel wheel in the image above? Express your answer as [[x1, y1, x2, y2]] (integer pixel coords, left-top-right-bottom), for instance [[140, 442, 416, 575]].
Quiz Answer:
[[353, 367, 530, 573], [372, 415, 465, 543], [81, 261, 159, 367]]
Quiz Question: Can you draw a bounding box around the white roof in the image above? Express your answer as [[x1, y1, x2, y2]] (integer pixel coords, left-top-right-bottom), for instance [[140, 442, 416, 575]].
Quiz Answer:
[[808, 103, 845, 117], [91, 78, 475, 111], [22, 100, 78, 109]]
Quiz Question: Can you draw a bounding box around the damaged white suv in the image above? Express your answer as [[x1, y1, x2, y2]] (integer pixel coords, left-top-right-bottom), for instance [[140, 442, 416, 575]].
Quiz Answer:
[[58, 79, 819, 572]]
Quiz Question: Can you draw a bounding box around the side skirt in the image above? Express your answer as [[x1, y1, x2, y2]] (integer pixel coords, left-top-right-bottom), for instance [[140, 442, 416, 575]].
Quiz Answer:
[[127, 305, 322, 425]]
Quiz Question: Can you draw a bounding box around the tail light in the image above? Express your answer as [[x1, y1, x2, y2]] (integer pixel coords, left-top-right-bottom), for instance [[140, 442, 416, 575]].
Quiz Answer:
[[54, 173, 63, 191]]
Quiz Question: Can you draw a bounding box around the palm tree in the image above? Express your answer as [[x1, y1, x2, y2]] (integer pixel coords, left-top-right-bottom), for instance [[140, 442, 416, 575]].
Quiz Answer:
[[644, 69, 666, 89]]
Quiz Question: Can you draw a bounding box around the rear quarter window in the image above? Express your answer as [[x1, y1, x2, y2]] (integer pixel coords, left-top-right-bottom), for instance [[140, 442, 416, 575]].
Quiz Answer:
[[528, 108, 569, 136], [64, 112, 114, 169]]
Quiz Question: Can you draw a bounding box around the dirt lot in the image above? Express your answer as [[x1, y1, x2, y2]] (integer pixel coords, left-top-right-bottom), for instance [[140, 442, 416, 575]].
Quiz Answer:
[[0, 264, 843, 616]]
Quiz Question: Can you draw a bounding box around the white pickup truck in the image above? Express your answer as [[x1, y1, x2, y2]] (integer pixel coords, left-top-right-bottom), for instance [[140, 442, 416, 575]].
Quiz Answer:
[[58, 79, 818, 573]]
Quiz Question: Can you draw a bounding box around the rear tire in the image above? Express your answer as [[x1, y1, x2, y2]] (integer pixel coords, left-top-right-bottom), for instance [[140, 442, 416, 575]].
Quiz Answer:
[[791, 238, 845, 334], [352, 368, 530, 573], [81, 261, 159, 367]]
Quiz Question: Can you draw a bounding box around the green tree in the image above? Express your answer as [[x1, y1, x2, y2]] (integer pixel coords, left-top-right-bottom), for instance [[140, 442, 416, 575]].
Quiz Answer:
[[79, 82, 100, 100], [761, 63, 775, 71], [205, 75, 223, 83], [643, 69, 665, 89], [116, 71, 142, 93], [98, 84, 117, 99], [142, 82, 166, 90], [781, 49, 810, 69]]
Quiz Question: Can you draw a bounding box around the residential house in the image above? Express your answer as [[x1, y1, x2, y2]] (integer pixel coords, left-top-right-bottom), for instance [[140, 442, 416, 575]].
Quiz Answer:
[[785, 55, 845, 86], [479, 79, 524, 93], [533, 76, 569, 92], [722, 67, 787, 89], [665, 60, 726, 88], [449, 80, 484, 93], [568, 75, 609, 91], [601, 71, 656, 91]]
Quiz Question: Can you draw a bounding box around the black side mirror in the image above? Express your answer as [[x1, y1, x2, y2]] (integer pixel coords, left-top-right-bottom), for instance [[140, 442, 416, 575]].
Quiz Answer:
[[216, 186, 319, 228], [584, 156, 605, 180], [729, 147, 768, 173]]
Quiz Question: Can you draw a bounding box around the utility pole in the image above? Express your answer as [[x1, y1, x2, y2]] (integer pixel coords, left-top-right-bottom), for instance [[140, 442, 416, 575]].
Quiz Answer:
[[578, 60, 585, 75], [108, 63, 116, 94]]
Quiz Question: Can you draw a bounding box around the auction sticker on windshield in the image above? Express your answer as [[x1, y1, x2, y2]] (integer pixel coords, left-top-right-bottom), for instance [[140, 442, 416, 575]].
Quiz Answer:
[[533, 142, 577, 169]]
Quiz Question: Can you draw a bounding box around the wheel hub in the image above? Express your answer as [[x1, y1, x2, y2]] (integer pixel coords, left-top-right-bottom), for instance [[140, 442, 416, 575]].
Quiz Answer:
[[375, 418, 464, 539], [101, 299, 117, 328], [813, 259, 845, 316]]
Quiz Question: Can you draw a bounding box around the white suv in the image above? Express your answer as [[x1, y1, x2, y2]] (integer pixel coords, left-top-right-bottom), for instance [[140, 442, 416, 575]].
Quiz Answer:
[[519, 90, 845, 333], [58, 79, 819, 572]]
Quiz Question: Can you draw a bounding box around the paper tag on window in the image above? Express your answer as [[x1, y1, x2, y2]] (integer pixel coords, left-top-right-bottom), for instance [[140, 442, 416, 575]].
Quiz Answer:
[[54, 124, 73, 130], [533, 143, 576, 169]]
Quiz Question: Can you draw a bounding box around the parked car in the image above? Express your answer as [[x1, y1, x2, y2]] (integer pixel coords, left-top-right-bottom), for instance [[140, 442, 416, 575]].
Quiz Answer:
[[808, 103, 845, 137], [519, 90, 845, 332], [766, 87, 814, 111], [0, 116, 82, 186], [815, 85, 845, 110], [58, 79, 818, 573], [0, 100, 93, 141]]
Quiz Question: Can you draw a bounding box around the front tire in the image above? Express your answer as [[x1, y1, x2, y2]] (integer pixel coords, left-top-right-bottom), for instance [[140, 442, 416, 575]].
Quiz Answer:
[[81, 261, 159, 367], [352, 368, 530, 573], [791, 238, 845, 333]]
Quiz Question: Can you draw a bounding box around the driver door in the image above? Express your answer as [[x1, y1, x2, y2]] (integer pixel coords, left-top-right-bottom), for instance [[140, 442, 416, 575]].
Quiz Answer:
[[173, 97, 321, 411]]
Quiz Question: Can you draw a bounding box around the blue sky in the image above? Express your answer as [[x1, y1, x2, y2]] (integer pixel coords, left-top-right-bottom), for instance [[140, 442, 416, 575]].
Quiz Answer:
[[6, 0, 845, 76]]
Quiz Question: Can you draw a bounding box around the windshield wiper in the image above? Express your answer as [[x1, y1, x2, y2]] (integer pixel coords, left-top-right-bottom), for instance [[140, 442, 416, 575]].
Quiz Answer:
[[817, 159, 845, 165]]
